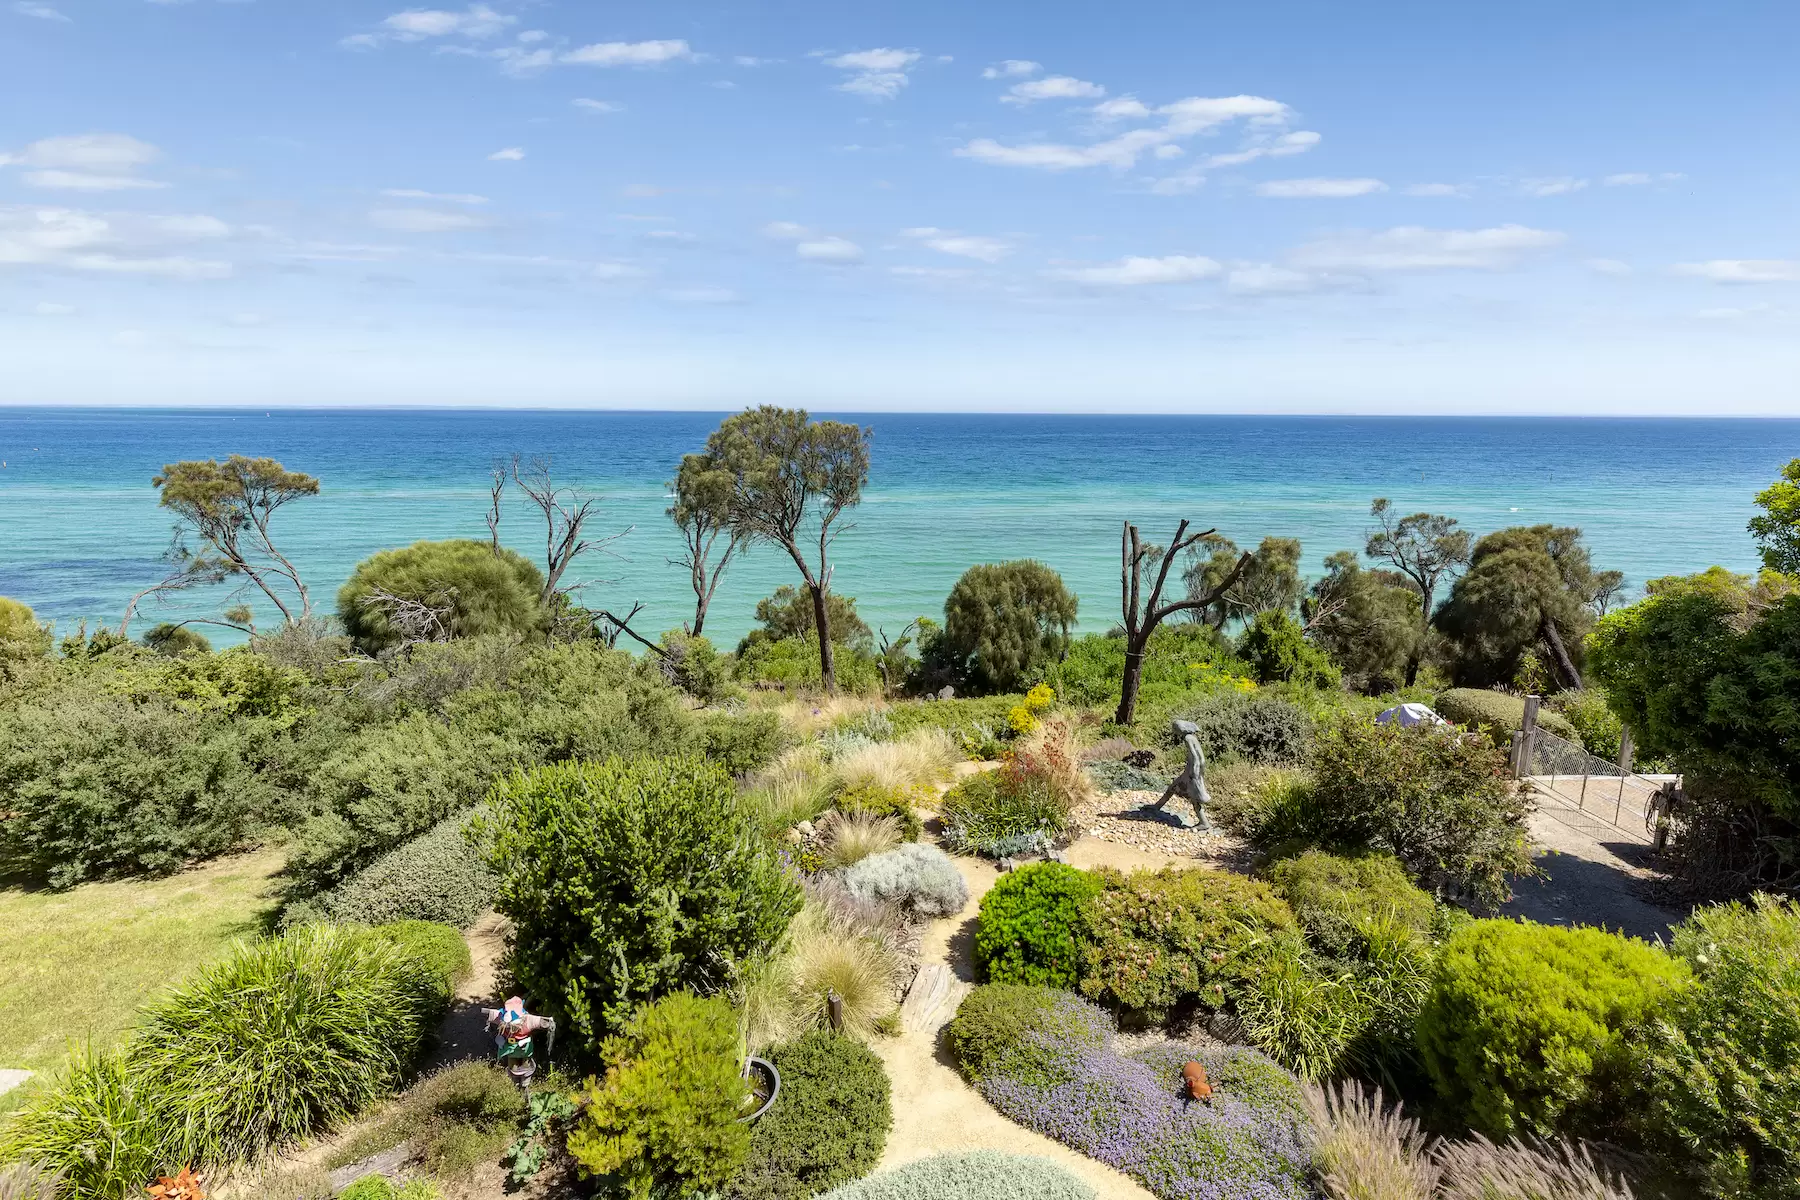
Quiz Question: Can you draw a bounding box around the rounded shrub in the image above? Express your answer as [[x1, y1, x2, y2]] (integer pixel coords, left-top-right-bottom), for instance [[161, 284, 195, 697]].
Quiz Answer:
[[141, 623, 212, 657], [1636, 894, 1800, 1200], [974, 862, 1101, 988], [0, 1047, 168, 1200], [833, 780, 923, 841], [1417, 918, 1690, 1140], [1166, 691, 1313, 766], [938, 560, 1079, 696], [297, 811, 496, 930], [1237, 610, 1340, 689], [1434, 688, 1579, 748], [726, 1031, 893, 1200], [337, 539, 548, 655], [843, 842, 969, 917], [1268, 851, 1435, 959], [127, 925, 454, 1165], [947, 984, 1110, 1087], [937, 768, 1068, 860], [817, 1151, 1098, 1200], [478, 756, 801, 1053]]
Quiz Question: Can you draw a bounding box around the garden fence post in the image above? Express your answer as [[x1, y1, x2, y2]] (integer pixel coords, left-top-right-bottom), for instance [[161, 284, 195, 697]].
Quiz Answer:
[[1520, 695, 1540, 777], [1617, 727, 1634, 774]]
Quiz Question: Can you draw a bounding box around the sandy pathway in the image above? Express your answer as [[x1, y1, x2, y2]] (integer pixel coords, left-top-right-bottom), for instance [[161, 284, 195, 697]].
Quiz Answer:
[[872, 832, 1195, 1199]]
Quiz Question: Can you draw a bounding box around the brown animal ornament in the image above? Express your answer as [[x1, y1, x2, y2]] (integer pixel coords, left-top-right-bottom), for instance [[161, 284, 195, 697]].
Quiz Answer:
[[1181, 1060, 1212, 1104]]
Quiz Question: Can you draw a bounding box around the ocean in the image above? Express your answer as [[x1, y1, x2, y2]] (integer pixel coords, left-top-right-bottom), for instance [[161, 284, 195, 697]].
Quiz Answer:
[[1, 408, 1794, 648]]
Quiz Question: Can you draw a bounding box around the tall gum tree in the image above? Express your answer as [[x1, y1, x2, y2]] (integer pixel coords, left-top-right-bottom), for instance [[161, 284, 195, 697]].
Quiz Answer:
[[1364, 499, 1472, 686], [685, 407, 870, 692]]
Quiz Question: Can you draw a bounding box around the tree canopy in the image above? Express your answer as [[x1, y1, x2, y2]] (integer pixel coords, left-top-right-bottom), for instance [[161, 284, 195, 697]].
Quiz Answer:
[[1364, 500, 1471, 685], [1750, 457, 1800, 576], [337, 539, 549, 654], [743, 585, 872, 651], [938, 559, 1079, 695], [1303, 551, 1420, 692], [1183, 535, 1303, 629], [150, 455, 320, 628]]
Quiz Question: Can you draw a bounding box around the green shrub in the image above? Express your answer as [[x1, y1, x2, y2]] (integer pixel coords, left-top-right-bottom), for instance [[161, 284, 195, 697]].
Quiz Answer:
[[1435, 688, 1579, 749], [1045, 624, 1241, 711], [726, 1031, 892, 1200], [335, 1178, 438, 1200], [1546, 688, 1626, 765], [566, 993, 751, 1200], [1288, 716, 1534, 909], [0, 690, 277, 887], [1417, 919, 1690, 1140], [295, 811, 496, 930], [141, 624, 212, 657], [1160, 690, 1313, 766], [938, 767, 1069, 859], [1078, 867, 1296, 1024], [1268, 851, 1435, 959], [947, 984, 1110, 1086], [330, 1062, 525, 1182], [1636, 895, 1800, 1200], [643, 630, 739, 705], [0, 1047, 168, 1200], [975, 863, 1102, 988], [833, 780, 923, 841], [697, 709, 789, 775], [479, 757, 801, 1053], [1238, 610, 1341, 690], [843, 842, 969, 917], [937, 561, 1079, 696], [364, 921, 471, 996], [883, 696, 1022, 757], [818, 1151, 1098, 1200], [337, 539, 548, 655], [127, 925, 454, 1165], [736, 634, 883, 695]]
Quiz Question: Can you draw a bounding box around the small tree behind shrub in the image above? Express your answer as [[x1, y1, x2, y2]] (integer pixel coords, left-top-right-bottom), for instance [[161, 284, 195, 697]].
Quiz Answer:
[[975, 862, 1101, 988], [1636, 895, 1800, 1200], [1238, 610, 1340, 689], [726, 1031, 893, 1200], [566, 992, 751, 1200], [479, 757, 801, 1051], [1417, 919, 1689, 1141], [338, 539, 549, 655], [938, 560, 1079, 695]]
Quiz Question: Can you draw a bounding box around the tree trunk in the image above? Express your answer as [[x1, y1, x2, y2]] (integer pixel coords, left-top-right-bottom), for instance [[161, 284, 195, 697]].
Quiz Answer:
[[1539, 617, 1583, 691], [690, 588, 708, 637], [1115, 641, 1146, 726], [810, 581, 837, 693]]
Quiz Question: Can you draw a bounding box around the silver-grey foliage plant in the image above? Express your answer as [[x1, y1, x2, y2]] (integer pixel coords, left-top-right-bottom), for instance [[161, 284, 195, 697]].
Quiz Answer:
[[842, 842, 970, 918], [818, 1151, 1097, 1200]]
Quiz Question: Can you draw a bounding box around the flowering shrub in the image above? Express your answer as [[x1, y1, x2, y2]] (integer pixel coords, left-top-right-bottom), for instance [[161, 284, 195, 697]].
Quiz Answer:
[[1007, 684, 1058, 736], [955, 987, 1313, 1200], [976, 863, 1102, 988], [939, 767, 1068, 858], [1078, 866, 1296, 1023]]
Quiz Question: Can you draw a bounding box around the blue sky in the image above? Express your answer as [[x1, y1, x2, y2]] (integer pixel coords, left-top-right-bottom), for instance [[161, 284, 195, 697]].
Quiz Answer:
[[2, 0, 1797, 413]]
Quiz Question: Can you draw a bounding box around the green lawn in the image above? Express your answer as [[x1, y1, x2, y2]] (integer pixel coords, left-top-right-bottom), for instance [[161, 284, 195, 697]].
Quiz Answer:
[[0, 849, 284, 1109]]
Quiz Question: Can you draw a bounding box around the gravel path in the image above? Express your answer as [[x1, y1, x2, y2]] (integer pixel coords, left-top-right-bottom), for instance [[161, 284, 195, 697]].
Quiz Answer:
[[1501, 810, 1690, 942]]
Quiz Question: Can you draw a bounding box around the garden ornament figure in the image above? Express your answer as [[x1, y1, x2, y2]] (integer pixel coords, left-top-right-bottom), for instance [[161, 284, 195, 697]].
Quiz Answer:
[[484, 997, 555, 1087], [1150, 719, 1213, 832]]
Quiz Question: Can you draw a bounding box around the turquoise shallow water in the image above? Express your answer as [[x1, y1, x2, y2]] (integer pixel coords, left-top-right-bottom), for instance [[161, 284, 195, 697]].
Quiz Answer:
[[0, 409, 1794, 648]]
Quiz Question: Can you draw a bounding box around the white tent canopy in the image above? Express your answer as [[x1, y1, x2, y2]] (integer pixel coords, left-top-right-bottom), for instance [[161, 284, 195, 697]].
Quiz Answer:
[[1376, 702, 1448, 728]]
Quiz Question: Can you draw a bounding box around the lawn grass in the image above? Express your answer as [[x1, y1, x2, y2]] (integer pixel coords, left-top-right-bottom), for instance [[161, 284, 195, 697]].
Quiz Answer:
[[0, 849, 284, 1111]]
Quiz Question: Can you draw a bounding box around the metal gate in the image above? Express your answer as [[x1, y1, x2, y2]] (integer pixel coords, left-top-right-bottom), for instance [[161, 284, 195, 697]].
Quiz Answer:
[[1518, 727, 1670, 845]]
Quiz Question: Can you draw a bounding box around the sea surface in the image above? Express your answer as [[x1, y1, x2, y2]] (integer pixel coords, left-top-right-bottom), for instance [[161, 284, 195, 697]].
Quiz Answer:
[[1, 409, 1794, 649]]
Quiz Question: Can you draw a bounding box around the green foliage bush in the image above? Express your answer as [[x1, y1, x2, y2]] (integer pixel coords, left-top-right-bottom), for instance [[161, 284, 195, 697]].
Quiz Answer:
[[293, 811, 496, 930], [1282, 716, 1534, 908], [1238, 610, 1341, 689], [745, 585, 874, 650], [1636, 895, 1800, 1200], [975, 862, 1101, 988], [0, 1047, 167, 1200], [1547, 689, 1625, 763], [335, 1178, 438, 1200], [1417, 918, 1689, 1140], [735, 634, 883, 694], [141, 623, 212, 657], [480, 757, 801, 1052], [881, 695, 1022, 758], [1044, 624, 1240, 711], [127, 925, 454, 1165], [696, 709, 789, 775], [726, 1031, 892, 1200], [817, 1152, 1097, 1200], [947, 984, 1109, 1086], [643, 630, 738, 705], [1078, 867, 1296, 1023], [832, 779, 923, 841], [337, 539, 548, 655], [330, 1062, 524, 1182], [938, 768, 1066, 858], [363, 920, 472, 995], [1159, 690, 1313, 766], [937, 560, 1079, 696], [1268, 851, 1435, 959], [1434, 688, 1579, 748], [566, 993, 751, 1200]]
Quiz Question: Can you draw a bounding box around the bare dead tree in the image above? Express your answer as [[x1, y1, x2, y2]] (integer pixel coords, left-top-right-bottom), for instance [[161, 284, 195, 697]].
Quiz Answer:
[[355, 584, 460, 649], [1116, 519, 1253, 725], [485, 459, 508, 554], [509, 455, 631, 605], [591, 601, 667, 656]]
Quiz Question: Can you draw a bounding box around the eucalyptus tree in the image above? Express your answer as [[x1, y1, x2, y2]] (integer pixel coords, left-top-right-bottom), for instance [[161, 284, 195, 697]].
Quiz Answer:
[[668, 453, 743, 636], [1364, 499, 1472, 685]]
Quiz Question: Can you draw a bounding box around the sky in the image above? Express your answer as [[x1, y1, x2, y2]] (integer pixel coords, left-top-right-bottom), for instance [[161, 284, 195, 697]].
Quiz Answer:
[[2, 0, 1798, 413]]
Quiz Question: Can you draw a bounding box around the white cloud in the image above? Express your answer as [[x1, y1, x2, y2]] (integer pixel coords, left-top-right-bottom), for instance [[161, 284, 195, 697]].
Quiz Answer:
[[1604, 172, 1683, 187], [901, 226, 1010, 262], [517, 30, 546, 43], [1404, 182, 1470, 197], [1519, 176, 1588, 197], [1674, 259, 1800, 284], [1091, 96, 1150, 120], [3, 133, 168, 191], [960, 93, 1294, 174], [148, 214, 230, 238], [1585, 258, 1632, 276], [664, 285, 739, 304], [734, 55, 775, 67], [14, 2, 70, 21], [825, 47, 921, 100], [381, 188, 488, 204], [369, 207, 489, 232], [591, 262, 645, 279], [1227, 263, 1327, 295], [1001, 75, 1105, 105], [982, 59, 1039, 79], [344, 4, 513, 46], [762, 221, 808, 240], [562, 39, 693, 67], [487, 146, 526, 161], [1046, 254, 1221, 286], [0, 205, 231, 279], [34, 301, 75, 315], [890, 265, 974, 280], [646, 229, 696, 241], [1256, 177, 1386, 198], [573, 98, 623, 113], [797, 235, 862, 262], [1291, 224, 1565, 272]]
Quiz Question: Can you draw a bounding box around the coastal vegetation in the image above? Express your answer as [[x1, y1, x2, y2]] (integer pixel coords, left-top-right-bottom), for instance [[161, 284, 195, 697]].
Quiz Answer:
[[0, 415, 1796, 1200]]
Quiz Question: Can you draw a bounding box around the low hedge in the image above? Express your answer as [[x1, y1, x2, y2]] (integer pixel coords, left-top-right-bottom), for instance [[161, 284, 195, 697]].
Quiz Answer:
[[817, 1151, 1097, 1200], [1435, 688, 1579, 749], [289, 811, 495, 930], [726, 1031, 893, 1200]]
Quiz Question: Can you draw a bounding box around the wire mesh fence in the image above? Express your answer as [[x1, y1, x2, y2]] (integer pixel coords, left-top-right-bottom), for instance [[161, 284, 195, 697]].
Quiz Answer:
[[1520, 728, 1664, 845]]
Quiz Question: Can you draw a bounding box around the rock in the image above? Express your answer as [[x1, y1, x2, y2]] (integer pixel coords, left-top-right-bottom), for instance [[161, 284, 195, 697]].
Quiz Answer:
[[0, 1069, 31, 1098], [328, 1144, 414, 1191], [937, 685, 955, 701], [899, 963, 967, 1033], [795, 819, 816, 839], [997, 856, 1016, 873]]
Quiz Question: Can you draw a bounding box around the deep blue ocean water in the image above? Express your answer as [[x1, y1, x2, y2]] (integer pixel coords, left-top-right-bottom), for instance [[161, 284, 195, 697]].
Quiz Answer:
[[1, 409, 1794, 648]]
